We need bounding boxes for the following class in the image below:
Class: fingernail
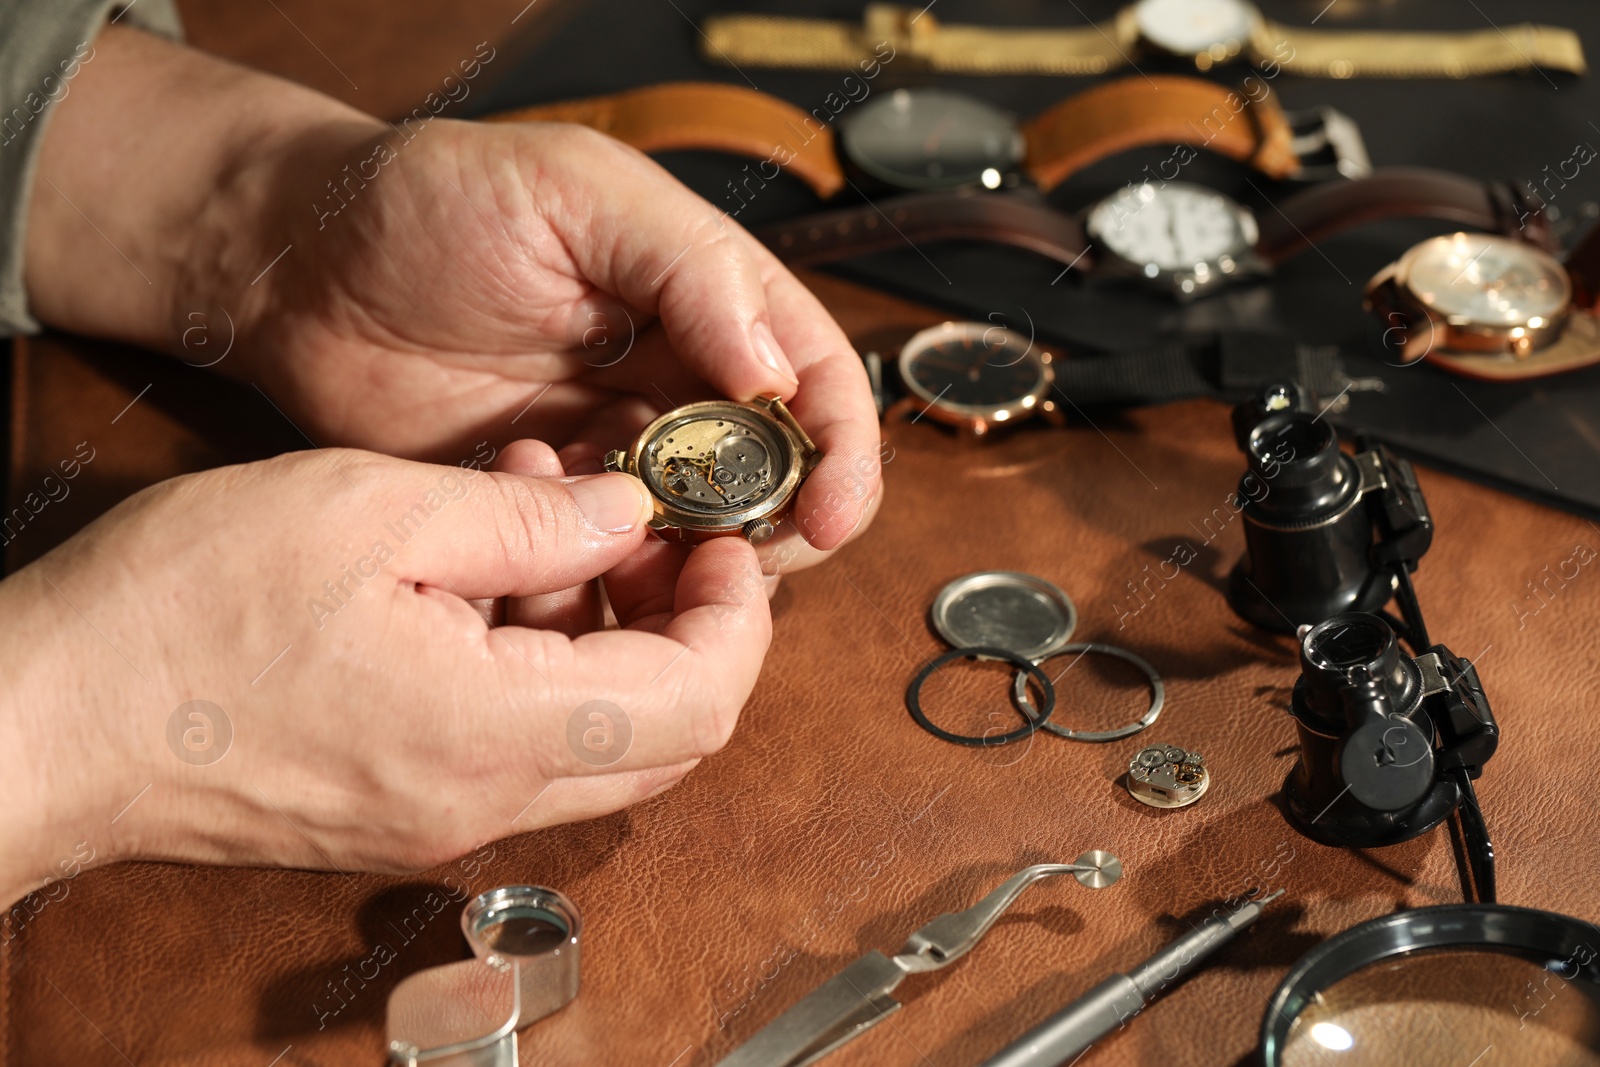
[566,473,651,533]
[752,320,799,388]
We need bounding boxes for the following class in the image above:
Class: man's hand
[0,447,771,907]
[24,26,881,569]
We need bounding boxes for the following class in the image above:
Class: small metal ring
[1012,642,1165,743]
[907,646,1055,748]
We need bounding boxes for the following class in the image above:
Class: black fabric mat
[470,0,1600,519]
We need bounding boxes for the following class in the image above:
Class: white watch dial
[1403,233,1570,326]
[1135,0,1257,56]
[1087,181,1253,273]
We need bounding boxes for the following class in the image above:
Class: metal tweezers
[715,863,1097,1067]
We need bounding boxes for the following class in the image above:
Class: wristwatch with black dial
[887,321,1059,438]
[603,396,820,544]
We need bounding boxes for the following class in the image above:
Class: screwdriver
[977,889,1284,1067]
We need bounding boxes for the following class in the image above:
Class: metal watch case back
[606,398,815,544]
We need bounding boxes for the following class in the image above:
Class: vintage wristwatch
[702,2,1585,79]
[1085,180,1267,300]
[760,167,1556,302]
[603,396,819,544]
[484,74,1366,200]
[887,321,1060,438]
[1366,232,1600,380]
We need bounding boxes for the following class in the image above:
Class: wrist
[24,25,380,354]
[0,567,128,909]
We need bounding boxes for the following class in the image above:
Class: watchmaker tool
[978,889,1283,1067]
[716,854,1122,1067]
[386,886,581,1067]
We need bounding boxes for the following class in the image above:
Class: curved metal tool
[716,855,1121,1067]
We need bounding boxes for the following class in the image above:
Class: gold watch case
[1365,232,1600,381]
[604,396,820,545]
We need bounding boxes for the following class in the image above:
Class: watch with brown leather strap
[701,1,1585,80]
[757,168,1556,302]
[482,75,1367,201]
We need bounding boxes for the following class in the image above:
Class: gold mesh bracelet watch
[701,2,1585,79]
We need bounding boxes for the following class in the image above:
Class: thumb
[376,464,655,600]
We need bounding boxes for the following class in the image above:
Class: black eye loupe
[1226,385,1432,634]
[1285,613,1498,873]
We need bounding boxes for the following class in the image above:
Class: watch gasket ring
[907,646,1055,748]
[929,570,1078,664]
[1012,642,1165,743]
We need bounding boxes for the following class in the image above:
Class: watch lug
[603,449,628,473]
[1283,106,1373,182]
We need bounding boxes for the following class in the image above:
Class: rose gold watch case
[604,396,818,544]
[895,321,1058,440]
[1365,232,1600,381]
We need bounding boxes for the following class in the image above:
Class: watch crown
[602,450,627,474]
[742,518,776,545]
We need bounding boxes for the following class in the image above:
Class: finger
[511,759,700,833]
[494,438,565,478]
[374,459,654,599]
[532,127,799,400]
[737,235,884,551]
[761,482,883,577]
[489,441,607,637]
[492,537,771,773]
[600,537,693,633]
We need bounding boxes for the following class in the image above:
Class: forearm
[23,25,381,352]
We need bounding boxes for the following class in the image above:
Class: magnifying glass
[1262,905,1600,1067]
[387,886,582,1067]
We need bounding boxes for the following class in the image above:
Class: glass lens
[842,89,1021,190]
[475,904,569,956]
[1405,233,1569,326]
[1281,948,1600,1066]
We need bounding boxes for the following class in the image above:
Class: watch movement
[604,396,819,544]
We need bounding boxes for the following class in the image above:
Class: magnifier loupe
[1263,905,1600,1067]
[387,886,582,1067]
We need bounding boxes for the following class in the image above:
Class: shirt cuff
[0,0,184,336]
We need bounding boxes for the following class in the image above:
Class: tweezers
[715,862,1097,1067]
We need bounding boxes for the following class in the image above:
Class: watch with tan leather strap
[701,1,1586,79]
[483,82,849,199]
[483,75,1367,201]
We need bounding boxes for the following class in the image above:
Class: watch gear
[605,396,818,544]
[650,423,774,509]
[1127,743,1210,808]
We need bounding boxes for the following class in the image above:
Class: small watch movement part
[1127,743,1209,808]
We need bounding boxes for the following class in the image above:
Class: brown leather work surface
[7,266,1600,1067]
